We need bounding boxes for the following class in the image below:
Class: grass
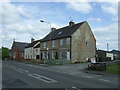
[106,64,120,75]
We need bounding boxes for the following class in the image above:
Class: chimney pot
[31,38,34,43]
[51,27,56,31]
[69,21,75,26]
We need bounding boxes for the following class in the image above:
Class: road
[2,60,119,89]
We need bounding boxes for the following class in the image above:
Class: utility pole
[40,20,52,64]
[107,43,109,51]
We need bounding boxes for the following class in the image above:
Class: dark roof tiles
[34,43,40,48]
[41,21,85,42]
[25,40,40,48]
[13,42,29,52]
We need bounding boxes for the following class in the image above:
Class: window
[43,42,46,48]
[67,38,70,44]
[36,49,38,52]
[58,31,62,35]
[52,40,56,47]
[59,52,63,58]
[60,39,63,45]
[52,51,54,59]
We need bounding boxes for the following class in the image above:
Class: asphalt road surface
[2,60,119,89]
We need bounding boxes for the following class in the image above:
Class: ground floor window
[52,51,58,59]
[59,52,63,59]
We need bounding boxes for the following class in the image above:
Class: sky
[0,0,119,51]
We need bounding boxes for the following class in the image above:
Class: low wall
[45,59,70,65]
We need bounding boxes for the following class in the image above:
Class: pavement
[2,60,119,88]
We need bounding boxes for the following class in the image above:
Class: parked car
[88,62,106,71]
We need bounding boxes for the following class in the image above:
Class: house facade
[96,50,114,62]
[40,21,96,63]
[24,39,40,59]
[111,50,120,60]
[11,41,29,60]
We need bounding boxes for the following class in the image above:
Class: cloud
[66,2,92,14]
[1,2,64,48]
[101,2,118,16]
[93,23,118,50]
[88,17,102,22]
[1,2,32,25]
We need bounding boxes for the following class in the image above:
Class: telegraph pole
[107,43,109,51]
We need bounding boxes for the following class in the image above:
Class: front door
[40,53,43,60]
[67,51,70,60]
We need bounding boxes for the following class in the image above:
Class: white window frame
[60,39,63,45]
[67,38,70,44]
[52,40,56,47]
[43,42,46,48]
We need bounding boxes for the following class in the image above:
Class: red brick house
[11,41,29,60]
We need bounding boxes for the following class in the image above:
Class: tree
[2,47,10,60]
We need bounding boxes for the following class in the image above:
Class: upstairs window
[60,39,63,45]
[36,49,38,52]
[67,38,70,44]
[52,40,56,47]
[43,42,46,48]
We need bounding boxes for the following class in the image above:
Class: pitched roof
[34,43,40,48]
[41,21,85,42]
[97,50,112,53]
[25,40,40,48]
[13,41,29,52]
[111,50,120,54]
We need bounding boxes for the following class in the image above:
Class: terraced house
[24,38,40,60]
[40,21,96,63]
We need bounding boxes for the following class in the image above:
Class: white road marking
[72,86,81,90]
[100,79,111,83]
[82,76,92,78]
[16,69,25,73]
[9,65,29,73]
[28,73,57,83]
[18,68,29,73]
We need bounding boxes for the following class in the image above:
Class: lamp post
[40,20,52,62]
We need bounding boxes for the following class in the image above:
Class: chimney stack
[31,38,34,43]
[51,27,56,31]
[69,21,75,26]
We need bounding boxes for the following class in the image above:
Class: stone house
[40,21,96,63]
[11,41,29,60]
[24,38,40,59]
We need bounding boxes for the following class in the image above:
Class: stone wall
[71,22,96,63]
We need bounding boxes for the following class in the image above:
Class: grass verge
[106,64,120,75]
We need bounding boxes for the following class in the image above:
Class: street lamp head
[40,20,44,22]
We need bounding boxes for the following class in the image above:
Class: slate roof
[111,50,120,55]
[13,41,29,52]
[41,21,85,42]
[25,40,40,48]
[34,43,40,48]
[97,50,112,53]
